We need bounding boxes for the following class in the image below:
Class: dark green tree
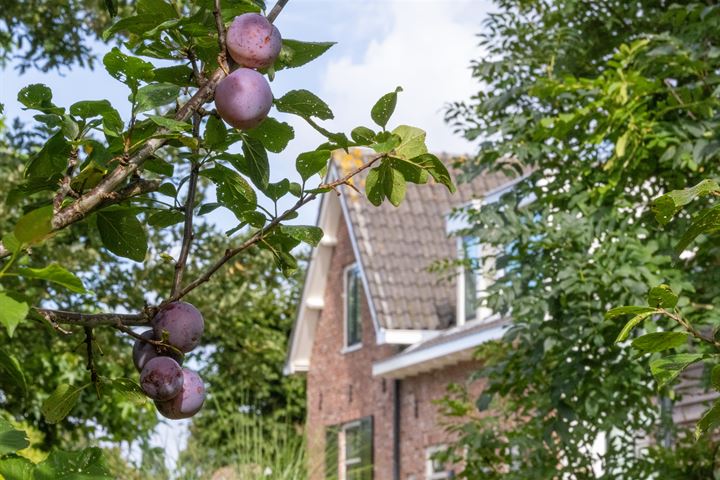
[443,1,720,477]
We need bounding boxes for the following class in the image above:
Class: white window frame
[340,421,362,480]
[342,263,362,353]
[452,178,536,326]
[425,445,451,480]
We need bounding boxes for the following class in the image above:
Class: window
[426,445,451,480]
[344,264,363,349]
[325,417,373,480]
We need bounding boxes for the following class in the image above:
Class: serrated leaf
[242,137,270,189]
[675,204,720,254]
[201,166,257,220]
[647,284,678,309]
[410,153,455,193]
[365,167,384,206]
[135,83,180,113]
[283,225,323,247]
[264,179,290,202]
[296,150,330,181]
[614,311,656,343]
[351,126,375,145]
[384,166,407,207]
[17,84,58,113]
[392,125,427,160]
[147,210,185,228]
[696,400,720,439]
[17,264,88,294]
[25,132,71,179]
[274,39,335,71]
[371,86,402,129]
[152,65,195,87]
[605,305,657,320]
[652,179,720,225]
[103,48,154,92]
[96,210,148,262]
[631,332,688,353]
[0,418,29,455]
[274,90,333,120]
[41,384,86,424]
[0,350,28,398]
[34,447,112,479]
[649,354,705,388]
[109,378,147,405]
[146,115,191,132]
[14,205,53,245]
[370,132,401,154]
[246,117,294,153]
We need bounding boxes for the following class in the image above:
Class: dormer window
[344,264,363,349]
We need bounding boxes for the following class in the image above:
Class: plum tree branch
[0,0,294,259]
[35,308,152,327]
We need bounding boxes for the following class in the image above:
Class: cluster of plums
[215,13,282,129]
[133,302,206,419]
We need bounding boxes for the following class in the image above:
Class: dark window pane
[346,265,363,346]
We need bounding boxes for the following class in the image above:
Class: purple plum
[155,369,206,420]
[132,329,159,372]
[226,13,282,70]
[139,357,184,401]
[152,302,204,353]
[214,68,272,130]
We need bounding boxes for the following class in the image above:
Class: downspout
[393,379,402,480]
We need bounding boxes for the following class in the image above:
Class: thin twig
[172,115,202,296]
[113,322,185,360]
[35,308,152,327]
[664,79,698,121]
[267,0,290,23]
[662,308,720,349]
[214,0,230,74]
[54,148,79,215]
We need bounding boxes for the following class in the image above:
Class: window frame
[342,420,363,477]
[342,263,363,352]
[425,445,451,480]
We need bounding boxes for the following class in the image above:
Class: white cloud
[319,0,491,156]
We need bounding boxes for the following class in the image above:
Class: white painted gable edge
[284,164,438,375]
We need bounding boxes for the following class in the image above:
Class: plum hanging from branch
[152,302,205,353]
[155,369,206,420]
[215,68,273,130]
[226,13,282,70]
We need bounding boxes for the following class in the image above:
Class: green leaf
[103,48,154,92]
[146,115,191,132]
[34,447,112,479]
[0,455,34,480]
[241,137,270,189]
[283,225,324,247]
[0,418,29,455]
[370,132,401,154]
[696,399,720,439]
[17,84,58,113]
[246,117,294,153]
[0,292,29,337]
[351,126,375,145]
[649,353,705,388]
[96,210,148,262]
[201,166,257,220]
[274,90,333,120]
[652,179,720,225]
[152,65,195,87]
[274,39,335,71]
[631,332,688,353]
[204,115,227,149]
[605,305,657,320]
[14,205,53,245]
[69,99,114,118]
[365,167,384,206]
[147,210,185,228]
[614,311,656,343]
[0,350,28,398]
[712,364,720,391]
[108,378,147,405]
[384,166,407,207]
[675,204,720,254]
[647,284,678,309]
[135,83,181,113]
[25,132,71,179]
[17,264,88,294]
[371,86,402,129]
[389,157,427,184]
[2,233,21,253]
[392,125,428,160]
[41,383,87,424]
[264,179,290,201]
[410,153,455,193]
[143,156,173,176]
[296,150,331,181]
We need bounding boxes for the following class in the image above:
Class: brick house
[285,151,511,480]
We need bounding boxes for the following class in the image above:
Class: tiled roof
[334,150,511,330]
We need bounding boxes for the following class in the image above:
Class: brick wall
[306,216,486,480]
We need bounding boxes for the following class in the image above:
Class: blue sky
[1,0,492,470]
